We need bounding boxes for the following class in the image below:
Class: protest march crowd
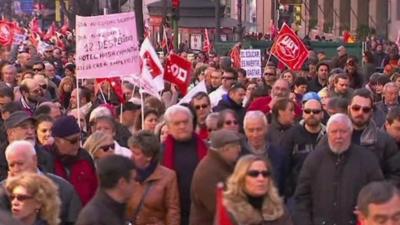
[0,9,400,225]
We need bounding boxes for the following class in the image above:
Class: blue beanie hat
[302,92,321,103]
[52,116,80,138]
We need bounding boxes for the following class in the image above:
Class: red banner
[271,23,308,71]
[0,21,15,47]
[230,43,241,69]
[164,54,192,95]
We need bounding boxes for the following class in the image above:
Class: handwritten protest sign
[240,49,262,78]
[76,12,140,79]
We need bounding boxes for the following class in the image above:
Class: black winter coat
[294,144,384,225]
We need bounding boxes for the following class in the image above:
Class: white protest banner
[75,12,140,79]
[240,49,262,78]
[178,80,207,104]
[13,34,26,45]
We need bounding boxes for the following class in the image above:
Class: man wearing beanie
[52,115,98,205]
[189,129,242,225]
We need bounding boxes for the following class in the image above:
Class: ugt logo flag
[271,23,308,71]
[164,54,192,95]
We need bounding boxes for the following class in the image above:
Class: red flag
[96,77,125,103]
[230,43,241,69]
[44,22,56,41]
[203,28,212,53]
[395,30,400,52]
[0,21,16,47]
[270,20,278,39]
[164,54,192,95]
[29,17,43,36]
[271,23,308,71]
[60,19,70,35]
[215,183,233,225]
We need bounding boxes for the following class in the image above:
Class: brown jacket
[224,194,293,225]
[127,165,180,225]
[189,150,235,225]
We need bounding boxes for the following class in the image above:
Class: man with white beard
[0,111,54,180]
[294,113,383,225]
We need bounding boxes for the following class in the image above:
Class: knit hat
[52,116,80,138]
[210,129,241,149]
[302,92,321,103]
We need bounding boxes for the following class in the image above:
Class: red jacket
[247,96,302,118]
[54,148,98,205]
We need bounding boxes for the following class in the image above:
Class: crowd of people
[0,18,399,225]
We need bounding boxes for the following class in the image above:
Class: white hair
[164,105,193,123]
[383,82,399,93]
[89,106,112,122]
[243,110,268,128]
[5,140,36,161]
[326,113,353,131]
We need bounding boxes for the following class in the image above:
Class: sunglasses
[32,68,43,72]
[351,105,372,113]
[304,109,322,114]
[224,120,238,126]
[64,137,79,144]
[247,170,271,178]
[194,104,209,110]
[264,72,275,76]
[99,143,115,152]
[10,194,33,201]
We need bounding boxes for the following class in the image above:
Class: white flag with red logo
[0,21,16,46]
[164,54,192,95]
[140,38,164,91]
[271,23,308,71]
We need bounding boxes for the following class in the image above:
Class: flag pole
[75,78,82,147]
[140,80,145,129]
[98,82,108,104]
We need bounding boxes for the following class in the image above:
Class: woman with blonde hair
[83,131,116,161]
[223,155,292,225]
[6,173,61,225]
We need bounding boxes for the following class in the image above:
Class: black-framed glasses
[247,170,271,178]
[264,72,275,76]
[351,105,372,113]
[304,109,322,114]
[99,143,115,152]
[224,120,238,125]
[194,104,209,110]
[10,194,33,201]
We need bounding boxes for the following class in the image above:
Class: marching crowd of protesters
[0,17,399,225]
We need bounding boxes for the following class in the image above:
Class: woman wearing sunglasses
[6,173,61,225]
[83,131,116,161]
[223,155,292,225]
[126,130,180,225]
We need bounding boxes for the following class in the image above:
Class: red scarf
[162,133,208,170]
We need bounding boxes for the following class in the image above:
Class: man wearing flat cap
[189,129,242,225]
[0,111,53,180]
[51,115,98,206]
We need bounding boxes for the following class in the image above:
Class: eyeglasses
[223,76,235,80]
[247,170,271,178]
[64,137,79,144]
[351,105,372,113]
[194,104,209,110]
[10,194,33,201]
[40,84,48,89]
[304,109,322,114]
[224,120,238,126]
[99,143,115,152]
